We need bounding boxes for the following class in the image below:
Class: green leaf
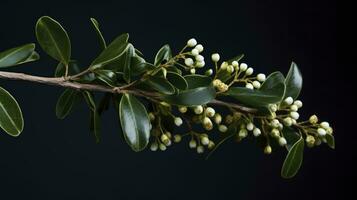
[82,91,101,143]
[225,72,286,107]
[284,62,302,100]
[36,16,71,65]
[123,44,135,83]
[0,87,24,137]
[163,84,216,106]
[55,89,79,119]
[281,137,304,179]
[90,18,107,50]
[54,60,81,77]
[94,70,117,87]
[184,74,212,89]
[167,72,188,90]
[143,76,175,95]
[131,55,148,76]
[154,44,172,66]
[0,43,38,68]
[325,134,335,149]
[282,127,301,150]
[119,94,151,152]
[226,54,244,64]
[90,33,129,69]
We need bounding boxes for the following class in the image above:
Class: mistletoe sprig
[0,16,334,178]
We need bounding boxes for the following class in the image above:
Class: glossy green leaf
[82,91,100,143]
[119,94,151,152]
[143,76,175,95]
[91,33,129,69]
[282,127,301,150]
[36,16,71,65]
[154,44,172,66]
[131,55,148,77]
[123,44,135,83]
[284,62,302,100]
[54,60,81,77]
[163,84,216,106]
[184,74,212,89]
[90,18,107,50]
[225,72,286,107]
[94,70,117,87]
[281,137,304,178]
[55,89,79,119]
[325,134,335,149]
[167,72,188,90]
[0,43,38,68]
[0,87,24,137]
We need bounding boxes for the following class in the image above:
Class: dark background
[0,0,341,199]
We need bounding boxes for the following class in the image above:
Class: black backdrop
[0,0,341,199]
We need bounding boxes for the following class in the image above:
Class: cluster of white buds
[189,133,215,154]
[317,121,333,136]
[213,79,229,92]
[184,38,205,73]
[150,131,174,152]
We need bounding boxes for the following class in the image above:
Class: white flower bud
[290,111,300,120]
[150,143,158,151]
[232,61,239,67]
[213,79,221,87]
[159,143,167,151]
[309,115,318,124]
[189,139,197,148]
[240,63,248,71]
[227,65,234,73]
[161,134,170,144]
[306,135,315,147]
[278,137,287,146]
[238,129,248,138]
[174,117,183,126]
[252,81,261,89]
[214,113,222,124]
[187,38,197,47]
[197,145,205,154]
[271,119,280,128]
[245,83,254,89]
[293,100,303,108]
[264,145,272,154]
[195,44,204,52]
[257,73,266,82]
[148,112,155,121]
[271,128,280,138]
[194,105,203,114]
[184,58,194,66]
[284,97,294,105]
[220,62,228,70]
[201,136,210,146]
[320,122,330,129]
[205,69,213,76]
[283,117,293,126]
[246,122,254,131]
[245,67,254,75]
[205,107,216,117]
[190,68,196,74]
[195,55,204,62]
[326,127,333,135]
[253,128,261,137]
[211,53,220,62]
[191,48,199,56]
[218,125,228,132]
[208,141,215,149]
[317,128,327,136]
[178,106,187,113]
[203,117,213,130]
[196,61,205,68]
[173,134,182,143]
[290,105,298,112]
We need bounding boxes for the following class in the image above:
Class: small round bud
[256,73,266,82]
[195,55,204,62]
[290,105,298,112]
[220,62,228,70]
[317,128,327,136]
[195,44,204,52]
[197,145,205,154]
[290,111,300,120]
[187,38,197,47]
[196,61,205,68]
[227,65,234,73]
[189,139,197,148]
[232,61,239,67]
[148,112,155,121]
[264,145,272,154]
[178,106,187,113]
[283,117,293,126]
[201,136,210,146]
[278,137,287,146]
[245,67,254,75]
[203,117,213,130]
[238,129,248,138]
[269,104,278,112]
[211,53,220,62]
[208,141,215,149]
[246,122,254,131]
[225,115,233,124]
[174,117,183,126]
[271,119,280,128]
[245,83,254,90]
[214,113,222,124]
[326,127,333,135]
[252,81,261,89]
[268,112,277,120]
[293,100,303,108]
[194,105,203,114]
[190,68,196,74]
[191,48,199,56]
[161,134,170,144]
[173,135,182,143]
[240,63,248,71]
[253,128,261,137]
[306,135,315,147]
[150,142,158,151]
[205,107,216,117]
[159,143,167,151]
[165,131,172,139]
[205,69,213,76]
[184,58,194,66]
[271,128,280,138]
[218,125,228,133]
[284,97,294,105]
[320,122,330,129]
[217,82,229,92]
[309,115,318,124]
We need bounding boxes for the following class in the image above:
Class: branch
[209,99,257,113]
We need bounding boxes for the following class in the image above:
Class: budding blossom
[245,67,254,75]
[240,63,248,71]
[284,97,294,105]
[211,53,220,62]
[174,117,183,126]
[205,107,216,117]
[195,44,204,52]
[187,38,197,47]
[256,73,266,82]
[194,105,203,114]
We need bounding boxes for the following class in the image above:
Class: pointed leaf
[281,137,304,178]
[82,91,101,143]
[119,94,151,152]
[284,62,303,100]
[17,51,40,65]
[226,54,244,64]
[167,72,188,90]
[94,70,117,87]
[55,89,79,119]
[0,43,37,68]
[0,87,24,137]
[36,16,71,65]
[123,44,135,82]
[282,127,301,150]
[143,76,175,95]
[184,74,212,89]
[325,134,335,149]
[154,44,172,66]
[90,18,107,50]
[163,84,216,106]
